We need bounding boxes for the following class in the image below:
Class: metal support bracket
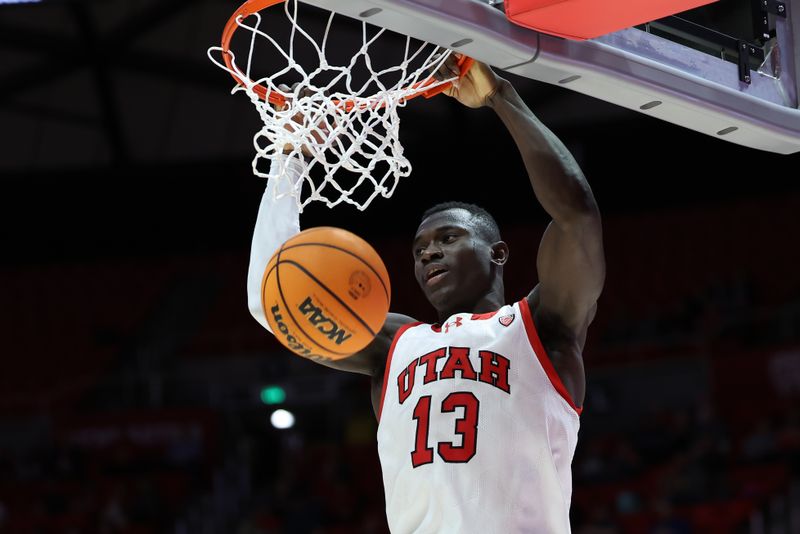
[478,0,505,10]
[738,39,752,83]
[755,0,787,41]
[763,0,787,17]
[647,16,765,83]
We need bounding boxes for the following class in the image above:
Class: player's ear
[490,241,509,266]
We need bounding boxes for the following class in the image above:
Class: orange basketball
[262,227,391,361]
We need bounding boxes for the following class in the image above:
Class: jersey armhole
[377,322,422,421]
[518,298,583,416]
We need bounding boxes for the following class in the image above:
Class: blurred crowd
[2,194,800,533]
[1,392,798,533]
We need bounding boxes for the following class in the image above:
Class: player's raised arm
[245,126,415,385]
[442,57,604,336]
[441,56,604,406]
[490,79,604,335]
[246,154,303,332]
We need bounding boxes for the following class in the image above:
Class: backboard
[301,0,800,154]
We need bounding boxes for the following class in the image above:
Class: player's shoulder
[347,312,420,376]
[315,312,418,377]
[381,312,421,342]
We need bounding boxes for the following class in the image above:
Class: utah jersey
[376,298,582,534]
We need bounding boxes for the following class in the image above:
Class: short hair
[420,201,501,243]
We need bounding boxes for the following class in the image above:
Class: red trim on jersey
[518,298,583,415]
[378,321,422,421]
[471,310,499,320]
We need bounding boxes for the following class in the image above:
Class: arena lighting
[260,385,286,405]
[270,409,295,430]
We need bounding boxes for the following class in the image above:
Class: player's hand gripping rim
[435,53,503,109]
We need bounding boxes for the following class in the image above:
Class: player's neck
[436,284,506,322]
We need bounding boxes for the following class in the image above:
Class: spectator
[649,498,692,534]
[741,418,777,461]
[577,504,620,534]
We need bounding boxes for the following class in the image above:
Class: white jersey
[376,298,581,534]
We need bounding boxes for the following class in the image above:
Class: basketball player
[247,56,605,533]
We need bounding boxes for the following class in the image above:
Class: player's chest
[390,309,521,400]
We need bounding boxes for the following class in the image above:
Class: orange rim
[220,0,474,109]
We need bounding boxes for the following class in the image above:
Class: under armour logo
[444,317,463,333]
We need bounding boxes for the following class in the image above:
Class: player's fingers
[433,64,457,83]
[312,127,327,145]
[271,84,290,111]
[444,54,461,77]
[433,54,459,81]
[433,63,448,82]
[324,115,338,135]
[286,82,314,98]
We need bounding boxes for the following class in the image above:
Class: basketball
[262,227,391,361]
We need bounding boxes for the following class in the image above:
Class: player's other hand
[436,53,503,109]
[274,83,331,158]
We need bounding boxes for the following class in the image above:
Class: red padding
[505,0,718,41]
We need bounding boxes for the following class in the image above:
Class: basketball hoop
[208,0,472,211]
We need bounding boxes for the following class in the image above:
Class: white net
[208,0,458,211]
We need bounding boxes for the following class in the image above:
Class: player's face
[413,208,495,313]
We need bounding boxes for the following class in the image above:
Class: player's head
[413,202,508,317]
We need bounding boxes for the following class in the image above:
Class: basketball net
[208,0,470,212]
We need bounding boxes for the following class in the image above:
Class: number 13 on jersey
[411,392,480,467]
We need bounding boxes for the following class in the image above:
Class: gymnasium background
[1,0,800,532]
